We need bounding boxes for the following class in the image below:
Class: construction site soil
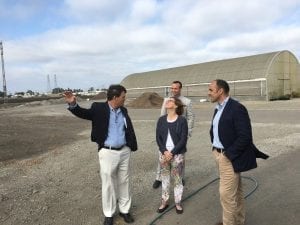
[0,96,299,225]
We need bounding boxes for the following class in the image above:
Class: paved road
[149,149,300,225]
[130,99,300,225]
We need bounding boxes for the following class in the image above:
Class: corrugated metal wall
[121,50,299,101]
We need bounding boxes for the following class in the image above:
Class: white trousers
[98,146,132,217]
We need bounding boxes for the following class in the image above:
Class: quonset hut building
[121,50,300,101]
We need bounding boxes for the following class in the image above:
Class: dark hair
[215,79,230,94]
[107,84,127,101]
[170,97,184,115]
[172,80,182,89]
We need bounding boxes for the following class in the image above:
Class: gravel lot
[0,98,299,225]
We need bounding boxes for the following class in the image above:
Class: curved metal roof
[121,50,299,89]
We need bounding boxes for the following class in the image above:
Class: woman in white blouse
[155,97,188,214]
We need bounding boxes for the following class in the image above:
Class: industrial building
[121,50,300,101]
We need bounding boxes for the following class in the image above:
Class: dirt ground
[0,98,300,225]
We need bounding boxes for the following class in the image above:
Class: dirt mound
[91,92,107,100]
[20,97,85,107]
[127,92,163,108]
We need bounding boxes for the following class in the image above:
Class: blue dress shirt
[212,97,229,149]
[104,106,126,148]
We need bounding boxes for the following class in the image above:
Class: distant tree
[52,87,65,94]
[26,90,34,95]
[88,87,94,92]
[15,92,25,96]
[72,88,83,93]
[0,91,4,97]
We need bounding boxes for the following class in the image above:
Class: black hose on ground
[149,176,258,225]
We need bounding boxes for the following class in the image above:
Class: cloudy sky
[1,0,300,93]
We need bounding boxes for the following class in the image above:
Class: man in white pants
[65,85,138,225]
[153,80,194,189]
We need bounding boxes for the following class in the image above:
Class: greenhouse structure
[121,50,300,101]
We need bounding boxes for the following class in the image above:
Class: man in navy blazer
[65,85,137,225]
[208,79,268,225]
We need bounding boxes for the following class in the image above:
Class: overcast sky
[1,0,300,93]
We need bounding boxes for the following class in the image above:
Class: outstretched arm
[64,91,92,121]
[63,91,77,106]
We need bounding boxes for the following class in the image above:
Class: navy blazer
[210,98,268,172]
[69,102,138,152]
[156,115,188,155]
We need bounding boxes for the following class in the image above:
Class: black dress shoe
[119,213,134,223]
[103,217,113,225]
[152,180,161,189]
[175,205,183,214]
[157,204,169,213]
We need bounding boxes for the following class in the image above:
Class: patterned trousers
[159,152,184,204]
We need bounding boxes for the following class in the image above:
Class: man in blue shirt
[208,79,268,225]
[65,85,137,225]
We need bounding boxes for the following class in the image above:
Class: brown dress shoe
[215,222,223,225]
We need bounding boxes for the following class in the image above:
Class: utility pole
[47,74,51,94]
[54,74,57,88]
[0,41,7,102]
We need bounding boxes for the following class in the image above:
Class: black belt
[213,147,224,153]
[103,145,125,150]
